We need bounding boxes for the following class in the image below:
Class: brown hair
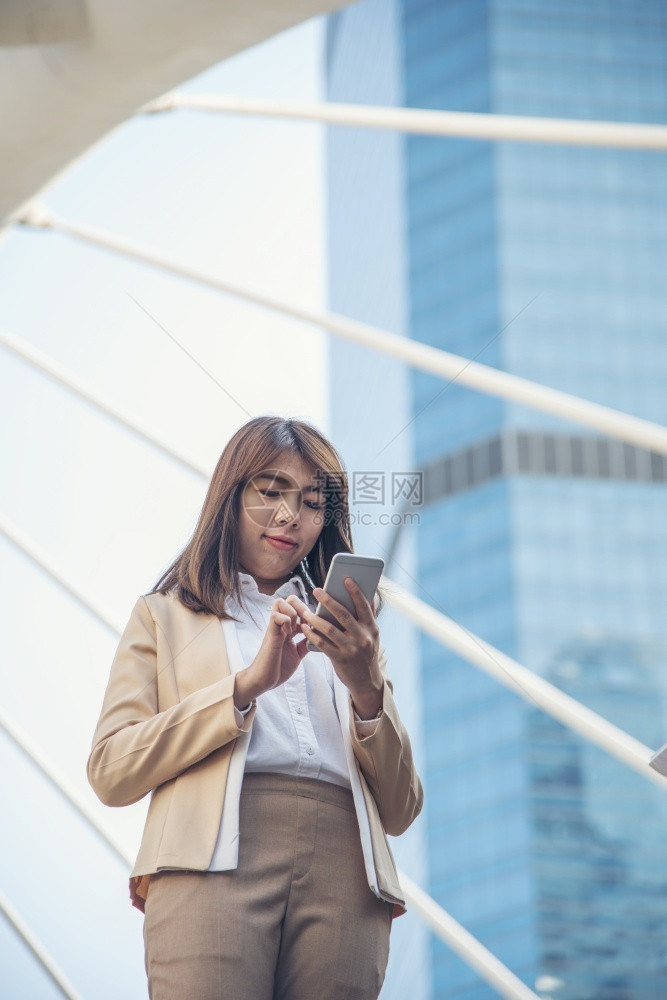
[148,415,386,621]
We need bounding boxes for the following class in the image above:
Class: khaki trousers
[142,772,394,1000]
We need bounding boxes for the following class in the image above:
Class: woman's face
[238,450,326,594]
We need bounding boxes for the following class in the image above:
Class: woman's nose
[275,505,299,527]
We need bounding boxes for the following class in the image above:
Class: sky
[0,15,333,997]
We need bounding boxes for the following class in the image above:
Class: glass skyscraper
[325,2,667,997]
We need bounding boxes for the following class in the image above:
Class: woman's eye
[258,489,320,511]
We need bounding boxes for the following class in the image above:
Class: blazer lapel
[162,594,232,699]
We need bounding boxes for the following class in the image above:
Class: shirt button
[306,746,314,756]
[296,705,303,715]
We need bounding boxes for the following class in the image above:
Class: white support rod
[0,327,208,480]
[0,511,120,635]
[0,528,655,1000]
[398,873,539,1000]
[0,705,132,867]
[5,464,664,793]
[382,580,667,788]
[0,701,533,1000]
[2,303,664,791]
[4,390,664,782]
[0,889,86,1000]
[141,93,667,151]
[4,494,664,795]
[0,515,135,863]
[0,545,538,1000]
[16,205,667,457]
[0,533,539,1000]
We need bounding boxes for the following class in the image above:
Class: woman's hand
[233,598,309,709]
[285,579,384,719]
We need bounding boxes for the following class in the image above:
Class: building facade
[326,1,667,997]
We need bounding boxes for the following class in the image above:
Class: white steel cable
[0,516,539,999]
[0,511,120,635]
[5,94,667,1000]
[0,512,134,863]
[0,704,132,867]
[381,580,667,788]
[0,889,86,1000]
[141,93,667,151]
[0,328,208,480]
[2,336,663,786]
[1,516,659,999]
[2,320,664,786]
[398,872,539,1000]
[16,204,667,458]
[3,461,662,790]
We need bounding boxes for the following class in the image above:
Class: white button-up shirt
[208,570,380,874]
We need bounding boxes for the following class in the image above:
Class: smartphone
[305,553,385,652]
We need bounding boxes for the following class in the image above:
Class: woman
[87,415,423,1000]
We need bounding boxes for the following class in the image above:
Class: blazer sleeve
[347,642,424,837]
[86,595,255,808]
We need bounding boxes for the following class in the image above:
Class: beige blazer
[86,589,424,920]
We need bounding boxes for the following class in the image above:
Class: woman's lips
[263,535,298,551]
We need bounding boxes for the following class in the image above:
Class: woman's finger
[274,598,298,622]
[284,594,309,617]
[295,635,310,659]
[310,587,355,630]
[341,578,377,628]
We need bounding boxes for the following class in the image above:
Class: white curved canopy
[0,0,350,224]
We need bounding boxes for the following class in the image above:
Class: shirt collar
[238,570,310,603]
